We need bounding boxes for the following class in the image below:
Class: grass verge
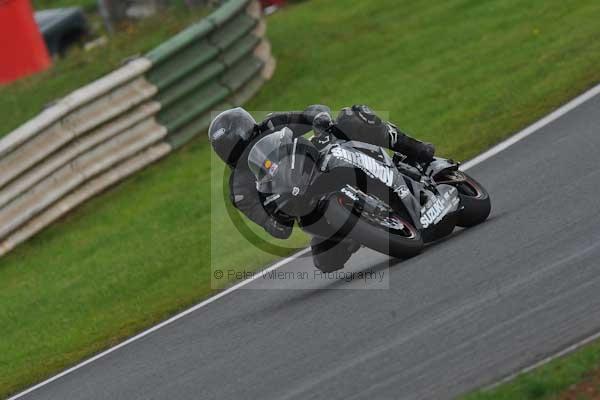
[1,0,600,397]
[462,339,600,400]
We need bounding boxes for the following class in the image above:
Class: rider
[208,104,435,271]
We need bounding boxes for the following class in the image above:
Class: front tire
[455,174,491,227]
[324,195,424,259]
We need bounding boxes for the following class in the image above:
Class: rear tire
[324,196,424,259]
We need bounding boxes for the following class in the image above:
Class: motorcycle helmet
[247,128,320,217]
[208,107,257,167]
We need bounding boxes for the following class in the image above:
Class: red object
[0,0,51,84]
[261,0,286,7]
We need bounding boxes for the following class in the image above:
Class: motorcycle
[248,127,491,259]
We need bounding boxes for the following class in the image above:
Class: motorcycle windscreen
[247,128,316,198]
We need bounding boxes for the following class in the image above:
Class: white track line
[8,82,600,400]
[486,330,600,390]
[461,82,600,170]
[7,248,311,400]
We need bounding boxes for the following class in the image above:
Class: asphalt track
[12,88,600,400]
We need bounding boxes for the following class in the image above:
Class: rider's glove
[264,217,293,239]
[312,111,334,136]
[311,111,336,149]
[304,105,331,122]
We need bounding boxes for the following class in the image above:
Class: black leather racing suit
[229,106,327,239]
[229,105,434,270]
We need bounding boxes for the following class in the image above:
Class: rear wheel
[436,171,491,227]
[324,194,424,259]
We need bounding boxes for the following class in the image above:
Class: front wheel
[323,194,424,259]
[437,171,491,227]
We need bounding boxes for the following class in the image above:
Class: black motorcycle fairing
[322,142,426,226]
[250,133,464,245]
[426,157,460,179]
[418,184,460,229]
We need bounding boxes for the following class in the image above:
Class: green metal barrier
[0,0,275,256]
[145,0,269,149]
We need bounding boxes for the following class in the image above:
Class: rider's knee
[310,237,359,272]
